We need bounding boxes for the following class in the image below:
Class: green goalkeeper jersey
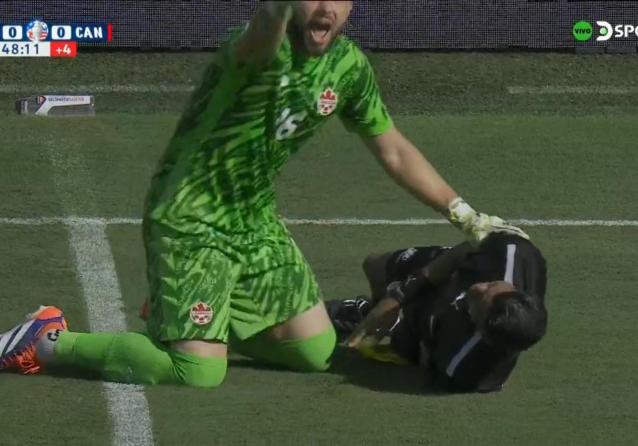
[145,29,393,237]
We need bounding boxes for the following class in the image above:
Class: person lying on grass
[327,232,548,393]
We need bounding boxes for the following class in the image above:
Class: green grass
[4,51,638,115]
[0,226,111,446]
[0,51,637,445]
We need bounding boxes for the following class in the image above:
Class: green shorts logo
[573,21,593,41]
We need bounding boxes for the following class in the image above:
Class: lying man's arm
[346,242,474,348]
[391,242,474,299]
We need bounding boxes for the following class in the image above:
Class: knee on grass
[61,331,228,387]
[230,326,337,373]
[170,350,228,388]
[171,331,339,382]
[275,326,337,373]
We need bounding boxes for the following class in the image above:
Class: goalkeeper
[1,1,527,387]
[328,233,547,392]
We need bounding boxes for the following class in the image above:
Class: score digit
[51,25,72,40]
[2,25,23,41]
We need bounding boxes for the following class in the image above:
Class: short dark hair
[484,291,547,351]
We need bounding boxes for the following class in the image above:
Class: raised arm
[235,2,293,68]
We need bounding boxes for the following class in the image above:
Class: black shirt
[387,234,547,392]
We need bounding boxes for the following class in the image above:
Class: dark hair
[484,291,547,351]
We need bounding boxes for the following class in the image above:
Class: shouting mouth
[308,20,332,45]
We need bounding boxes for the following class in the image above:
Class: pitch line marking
[46,142,154,446]
[0,216,637,227]
[68,223,155,446]
[507,86,638,95]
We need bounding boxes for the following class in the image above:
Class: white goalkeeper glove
[447,197,529,245]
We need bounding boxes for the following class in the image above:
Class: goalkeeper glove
[447,197,529,245]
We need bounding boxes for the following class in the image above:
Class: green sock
[54,331,227,387]
[230,326,336,372]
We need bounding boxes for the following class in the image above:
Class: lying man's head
[467,281,547,351]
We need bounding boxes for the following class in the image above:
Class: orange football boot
[0,306,67,374]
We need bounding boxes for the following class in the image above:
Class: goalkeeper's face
[290,1,353,57]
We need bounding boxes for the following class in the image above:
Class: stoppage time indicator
[0,41,77,57]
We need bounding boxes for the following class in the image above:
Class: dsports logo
[573,20,638,42]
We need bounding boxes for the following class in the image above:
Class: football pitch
[1,51,637,445]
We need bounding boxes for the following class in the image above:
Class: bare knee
[172,339,228,358]
[268,303,332,341]
[265,305,337,372]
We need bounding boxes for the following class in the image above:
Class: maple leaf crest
[320,89,337,101]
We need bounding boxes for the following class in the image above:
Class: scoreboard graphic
[0,19,113,57]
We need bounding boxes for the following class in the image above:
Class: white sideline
[69,223,154,446]
[507,86,638,95]
[0,84,195,94]
[0,216,637,227]
[46,143,154,446]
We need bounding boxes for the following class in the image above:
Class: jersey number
[275,108,307,141]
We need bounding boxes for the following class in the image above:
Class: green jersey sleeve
[218,25,256,78]
[339,47,394,137]
[219,25,290,80]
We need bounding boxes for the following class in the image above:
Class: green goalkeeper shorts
[144,220,322,343]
